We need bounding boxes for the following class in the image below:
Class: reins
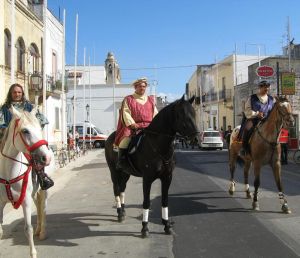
[0,118,49,209]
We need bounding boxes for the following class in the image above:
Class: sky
[48,0,300,101]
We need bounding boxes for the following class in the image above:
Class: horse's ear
[189,96,195,104]
[180,94,186,101]
[9,105,21,118]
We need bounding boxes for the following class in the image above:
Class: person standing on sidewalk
[0,83,54,190]
[279,128,289,165]
[114,77,158,173]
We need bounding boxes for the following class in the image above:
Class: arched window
[28,43,40,73]
[4,29,11,67]
[16,37,25,72]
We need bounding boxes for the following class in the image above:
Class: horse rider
[114,77,158,173]
[240,80,275,155]
[0,83,54,190]
[279,128,289,165]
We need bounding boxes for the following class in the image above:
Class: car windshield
[203,132,220,137]
[94,127,103,134]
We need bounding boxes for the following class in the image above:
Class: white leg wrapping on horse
[120,192,125,204]
[245,184,249,191]
[115,196,121,208]
[279,192,285,204]
[162,207,168,221]
[142,209,149,222]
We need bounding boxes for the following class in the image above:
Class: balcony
[219,89,232,101]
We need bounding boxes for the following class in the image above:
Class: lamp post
[85,103,91,148]
[86,104,90,122]
[31,71,42,106]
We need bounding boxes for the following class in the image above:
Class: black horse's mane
[147,99,181,132]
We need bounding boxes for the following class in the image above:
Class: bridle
[0,118,48,209]
[256,101,292,148]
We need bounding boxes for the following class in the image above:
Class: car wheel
[94,141,101,148]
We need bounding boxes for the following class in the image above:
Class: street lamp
[31,71,42,106]
[86,104,90,122]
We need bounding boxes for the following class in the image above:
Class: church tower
[105,52,121,84]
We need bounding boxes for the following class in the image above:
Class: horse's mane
[0,110,40,150]
[147,99,179,130]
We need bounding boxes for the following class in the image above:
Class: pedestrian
[114,77,158,173]
[279,128,289,165]
[240,80,275,155]
[224,125,233,147]
[0,83,54,190]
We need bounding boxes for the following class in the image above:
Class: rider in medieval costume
[0,83,54,190]
[114,77,158,173]
[240,80,275,155]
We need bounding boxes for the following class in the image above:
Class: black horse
[105,95,198,238]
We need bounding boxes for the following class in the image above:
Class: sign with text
[256,66,274,77]
[281,72,295,95]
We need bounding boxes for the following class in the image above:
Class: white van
[69,122,108,148]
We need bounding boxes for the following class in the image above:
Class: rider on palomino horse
[114,77,158,173]
[0,83,54,190]
[239,80,275,155]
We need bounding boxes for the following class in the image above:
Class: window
[4,29,11,67]
[75,126,83,135]
[16,37,25,72]
[52,51,57,81]
[55,107,60,130]
[28,43,40,73]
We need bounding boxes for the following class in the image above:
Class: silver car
[200,130,224,150]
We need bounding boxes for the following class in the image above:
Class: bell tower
[105,52,121,84]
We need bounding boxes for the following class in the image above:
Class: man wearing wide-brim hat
[240,80,275,155]
[114,77,158,173]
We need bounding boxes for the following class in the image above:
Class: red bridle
[0,118,49,209]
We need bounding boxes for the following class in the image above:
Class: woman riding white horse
[0,106,52,258]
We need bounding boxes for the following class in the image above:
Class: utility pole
[73,14,78,141]
[10,0,15,85]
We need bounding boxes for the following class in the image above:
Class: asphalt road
[1,148,300,258]
[171,149,300,258]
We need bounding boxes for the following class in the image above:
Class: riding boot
[241,128,252,155]
[116,148,132,174]
[35,169,54,190]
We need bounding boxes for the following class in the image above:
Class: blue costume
[0,101,48,129]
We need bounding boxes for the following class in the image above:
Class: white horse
[0,106,53,258]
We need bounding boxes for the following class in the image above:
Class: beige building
[0,0,44,103]
[187,55,262,132]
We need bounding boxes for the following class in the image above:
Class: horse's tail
[104,131,117,167]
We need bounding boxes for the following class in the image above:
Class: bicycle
[57,147,69,168]
[293,149,300,164]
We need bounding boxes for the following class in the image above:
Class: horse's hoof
[246,190,252,199]
[164,226,174,235]
[282,204,292,214]
[228,189,234,195]
[118,215,125,222]
[141,229,149,238]
[252,202,260,211]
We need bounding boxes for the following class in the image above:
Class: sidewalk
[1,149,173,258]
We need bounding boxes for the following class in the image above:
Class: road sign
[281,72,295,95]
[256,66,274,77]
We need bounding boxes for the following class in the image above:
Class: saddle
[128,130,145,155]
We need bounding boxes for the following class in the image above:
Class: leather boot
[36,169,54,190]
[116,148,132,174]
[241,128,252,155]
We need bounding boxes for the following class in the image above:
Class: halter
[255,101,292,164]
[0,118,49,209]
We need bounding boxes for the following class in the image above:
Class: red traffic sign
[256,66,274,77]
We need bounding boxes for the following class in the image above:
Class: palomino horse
[0,106,52,258]
[228,96,294,213]
[105,95,198,238]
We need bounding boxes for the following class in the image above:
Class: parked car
[199,129,223,150]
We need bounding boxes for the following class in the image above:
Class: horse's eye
[21,129,30,134]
